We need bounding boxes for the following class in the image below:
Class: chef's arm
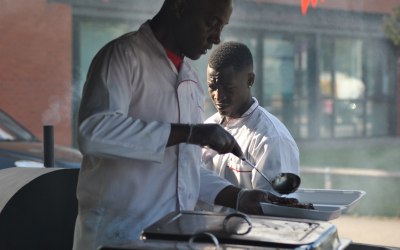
[167,123,240,155]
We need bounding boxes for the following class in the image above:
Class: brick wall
[0,0,73,146]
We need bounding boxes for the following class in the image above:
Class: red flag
[311,0,318,8]
[301,0,310,15]
[302,0,325,15]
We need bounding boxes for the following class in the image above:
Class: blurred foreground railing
[302,166,400,189]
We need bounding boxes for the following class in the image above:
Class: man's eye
[208,85,217,91]
[207,18,219,28]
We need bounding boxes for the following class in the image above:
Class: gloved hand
[188,124,240,155]
[236,189,298,215]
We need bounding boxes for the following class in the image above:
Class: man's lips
[201,45,213,54]
[215,103,230,110]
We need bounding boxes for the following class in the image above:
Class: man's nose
[214,88,226,101]
[209,28,222,44]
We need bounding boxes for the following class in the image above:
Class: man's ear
[248,72,255,88]
[173,0,187,19]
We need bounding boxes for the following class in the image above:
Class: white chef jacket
[202,98,300,194]
[73,21,231,250]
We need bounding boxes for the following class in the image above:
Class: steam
[41,85,80,125]
[42,96,68,125]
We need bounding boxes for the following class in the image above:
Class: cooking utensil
[231,143,300,195]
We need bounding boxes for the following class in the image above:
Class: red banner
[302,0,325,15]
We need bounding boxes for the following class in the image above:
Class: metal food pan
[141,211,341,249]
[287,189,366,213]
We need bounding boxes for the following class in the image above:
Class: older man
[73,1,296,249]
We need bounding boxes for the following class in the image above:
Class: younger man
[203,41,300,194]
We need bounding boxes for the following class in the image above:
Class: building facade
[71,0,400,141]
[1,0,399,145]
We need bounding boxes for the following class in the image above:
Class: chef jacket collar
[219,97,259,128]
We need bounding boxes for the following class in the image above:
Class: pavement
[332,215,400,248]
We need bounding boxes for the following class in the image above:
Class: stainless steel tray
[260,188,366,221]
[141,211,341,249]
[260,203,342,221]
[100,238,352,250]
[100,239,281,250]
[287,188,366,213]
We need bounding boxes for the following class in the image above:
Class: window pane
[292,98,309,139]
[334,100,364,137]
[366,101,390,136]
[77,21,136,93]
[319,38,334,138]
[262,37,295,123]
[319,38,367,138]
[334,38,365,100]
[263,37,295,100]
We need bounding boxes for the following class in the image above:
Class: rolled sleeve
[199,164,232,205]
[78,114,170,162]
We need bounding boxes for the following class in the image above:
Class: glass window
[319,37,372,138]
[366,101,390,136]
[262,37,295,124]
[334,100,364,138]
[76,20,137,94]
[263,37,295,101]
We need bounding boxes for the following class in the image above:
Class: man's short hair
[208,41,253,71]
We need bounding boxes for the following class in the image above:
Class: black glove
[188,124,238,154]
[237,189,299,215]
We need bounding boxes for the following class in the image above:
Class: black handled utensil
[231,142,300,195]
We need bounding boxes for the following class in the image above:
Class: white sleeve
[198,163,232,205]
[77,40,170,162]
[252,136,300,190]
[78,114,170,162]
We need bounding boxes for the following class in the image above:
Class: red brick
[0,0,73,146]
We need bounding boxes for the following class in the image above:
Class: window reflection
[318,37,394,138]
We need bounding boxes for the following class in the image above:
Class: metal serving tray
[260,203,342,221]
[100,239,281,250]
[140,210,342,249]
[100,238,351,250]
[261,188,365,221]
[287,188,366,213]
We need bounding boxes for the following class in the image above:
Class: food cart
[99,189,398,250]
